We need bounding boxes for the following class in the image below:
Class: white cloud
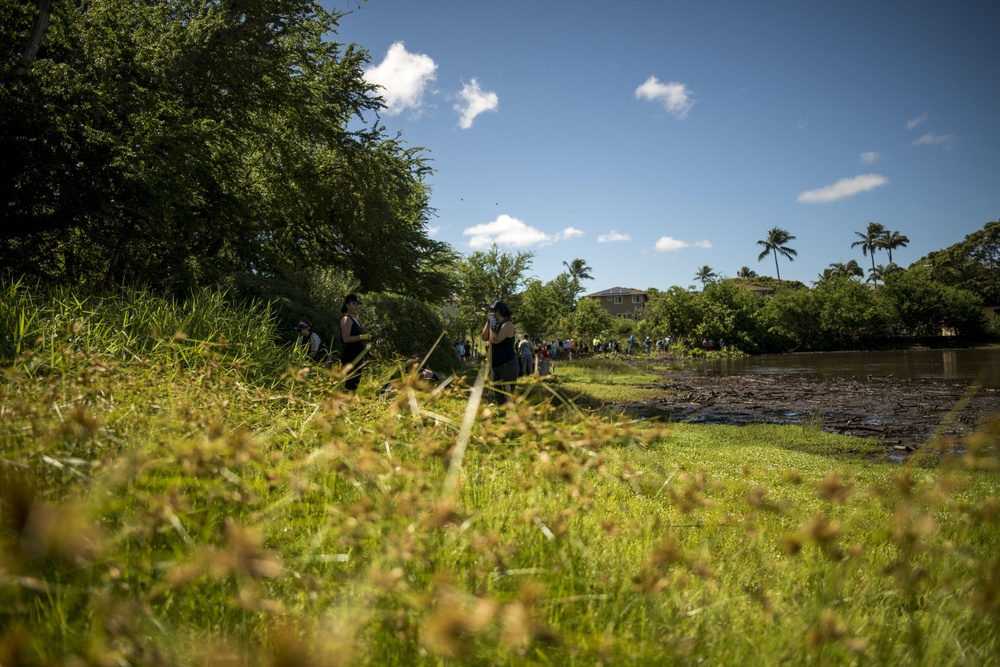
[454,78,498,129]
[654,236,711,252]
[598,230,631,243]
[906,113,928,130]
[635,76,694,119]
[462,215,580,248]
[797,174,889,204]
[363,42,437,115]
[912,132,957,147]
[425,225,442,236]
[795,120,808,130]
[556,227,585,241]
[860,151,880,164]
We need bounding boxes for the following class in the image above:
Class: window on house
[606,296,613,301]
[614,296,623,304]
[632,295,642,303]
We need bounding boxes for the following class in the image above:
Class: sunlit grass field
[545,357,672,405]
[2,281,998,665]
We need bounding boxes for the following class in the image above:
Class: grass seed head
[816,471,853,504]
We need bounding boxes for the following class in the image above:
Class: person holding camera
[340,293,371,391]
[481,300,518,404]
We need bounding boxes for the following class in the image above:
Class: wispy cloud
[654,236,712,252]
[597,230,631,243]
[795,120,808,130]
[455,78,498,129]
[797,174,889,204]
[635,76,694,119]
[912,132,957,148]
[425,225,442,236]
[906,113,928,130]
[363,42,437,115]
[860,151,880,164]
[463,215,581,248]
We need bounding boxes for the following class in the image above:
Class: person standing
[481,300,518,404]
[340,293,371,391]
[517,334,534,376]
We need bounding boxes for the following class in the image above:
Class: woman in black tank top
[340,293,371,391]
[481,300,518,404]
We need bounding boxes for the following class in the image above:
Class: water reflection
[692,348,1000,388]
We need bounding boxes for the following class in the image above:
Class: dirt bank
[617,370,1000,451]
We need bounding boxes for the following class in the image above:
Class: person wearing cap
[294,319,323,361]
[340,293,371,391]
[481,300,518,404]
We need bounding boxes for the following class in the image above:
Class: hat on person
[294,320,311,331]
[341,293,362,313]
[488,300,511,318]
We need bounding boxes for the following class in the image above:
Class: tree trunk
[15,0,54,76]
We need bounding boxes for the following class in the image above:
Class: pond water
[690,347,1000,388]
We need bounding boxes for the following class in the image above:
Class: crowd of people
[297,292,727,398]
[454,330,729,369]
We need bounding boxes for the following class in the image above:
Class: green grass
[2,283,999,665]
[546,357,671,406]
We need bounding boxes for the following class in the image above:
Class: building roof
[585,286,646,298]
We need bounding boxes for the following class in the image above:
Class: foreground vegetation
[2,289,999,665]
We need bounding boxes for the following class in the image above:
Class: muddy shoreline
[614,370,1000,451]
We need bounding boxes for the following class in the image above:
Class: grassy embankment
[1,281,998,665]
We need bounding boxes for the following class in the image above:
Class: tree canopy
[1,0,454,299]
[915,220,1000,306]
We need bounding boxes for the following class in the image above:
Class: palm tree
[736,266,758,279]
[562,258,594,281]
[868,264,886,287]
[756,227,797,283]
[826,259,864,279]
[694,265,717,287]
[851,221,886,280]
[880,230,910,264]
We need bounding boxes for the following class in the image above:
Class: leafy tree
[815,277,891,346]
[878,270,986,337]
[851,222,887,285]
[915,220,1000,305]
[696,281,764,352]
[363,292,458,371]
[736,266,758,279]
[644,286,703,339]
[453,244,533,340]
[867,263,902,287]
[547,273,581,316]
[756,227,797,284]
[880,230,910,264]
[568,297,614,342]
[761,278,889,351]
[760,288,821,351]
[731,276,805,292]
[694,265,718,287]
[0,0,454,299]
[517,279,561,337]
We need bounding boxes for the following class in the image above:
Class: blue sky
[330,0,999,292]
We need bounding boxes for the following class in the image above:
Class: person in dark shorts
[339,293,371,391]
[481,300,518,404]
